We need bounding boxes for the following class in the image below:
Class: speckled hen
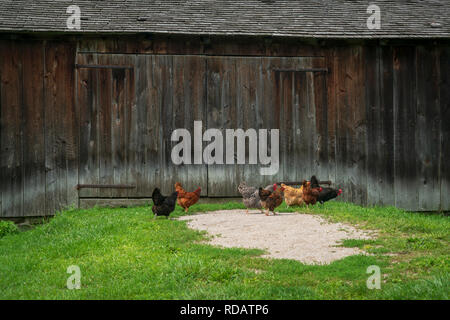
[238,182,275,214]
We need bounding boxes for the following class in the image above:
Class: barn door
[76,53,208,198]
[76,54,135,198]
[140,54,208,196]
[273,67,329,189]
[206,56,327,196]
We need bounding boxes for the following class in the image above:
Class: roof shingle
[0,0,448,38]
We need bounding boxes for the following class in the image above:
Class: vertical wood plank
[22,41,46,216]
[313,69,329,182]
[335,46,352,203]
[146,55,163,195]
[157,55,175,195]
[241,57,265,190]
[306,61,320,179]
[335,46,367,205]
[393,46,419,210]
[280,69,293,182]
[264,58,284,185]
[172,55,208,195]
[64,44,78,209]
[185,55,208,196]
[440,46,450,211]
[352,47,367,205]
[293,71,310,181]
[131,54,150,197]
[325,48,338,190]
[366,45,395,206]
[110,55,129,197]
[416,46,441,211]
[97,55,113,198]
[77,53,99,198]
[207,56,239,196]
[124,56,135,197]
[172,55,186,193]
[380,46,395,207]
[259,57,280,187]
[45,41,78,212]
[0,40,23,217]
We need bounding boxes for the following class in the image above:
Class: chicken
[174,182,201,212]
[301,180,322,206]
[317,187,342,204]
[151,188,178,218]
[259,184,285,216]
[238,182,275,213]
[281,183,304,207]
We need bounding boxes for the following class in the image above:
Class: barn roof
[0,0,449,39]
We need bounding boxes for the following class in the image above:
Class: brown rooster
[301,180,322,207]
[258,184,285,216]
[174,182,201,212]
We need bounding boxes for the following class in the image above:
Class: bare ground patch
[179,210,374,264]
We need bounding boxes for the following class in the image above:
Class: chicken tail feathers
[194,187,202,196]
[152,188,164,206]
[310,175,320,189]
[259,187,271,201]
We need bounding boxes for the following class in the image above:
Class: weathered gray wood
[96,55,113,198]
[206,56,239,196]
[45,42,78,213]
[22,41,46,216]
[171,55,207,196]
[393,46,419,210]
[292,71,309,181]
[64,44,79,210]
[44,42,78,213]
[440,46,450,211]
[131,54,150,197]
[335,46,352,203]
[366,45,395,207]
[77,53,99,198]
[184,55,208,196]
[416,46,441,211]
[380,46,395,207]
[240,57,263,191]
[123,55,136,198]
[157,55,175,195]
[0,40,23,217]
[2,40,449,216]
[146,55,163,195]
[334,47,367,205]
[325,49,338,190]
[259,57,280,188]
[313,66,329,183]
[110,55,129,197]
[353,47,367,205]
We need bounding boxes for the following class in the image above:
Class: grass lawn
[0,201,448,299]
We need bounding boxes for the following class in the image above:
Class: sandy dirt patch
[179,210,373,264]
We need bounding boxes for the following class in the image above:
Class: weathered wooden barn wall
[0,35,449,217]
[0,39,78,217]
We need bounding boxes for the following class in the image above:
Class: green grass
[0,201,448,299]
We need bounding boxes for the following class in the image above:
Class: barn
[0,0,449,218]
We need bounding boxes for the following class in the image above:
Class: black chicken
[310,175,342,204]
[151,188,178,218]
[317,187,342,204]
